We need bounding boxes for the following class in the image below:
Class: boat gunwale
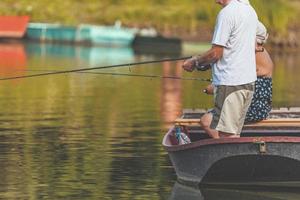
[163,127,300,152]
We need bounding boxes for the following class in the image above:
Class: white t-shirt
[211,0,258,86]
[237,0,250,4]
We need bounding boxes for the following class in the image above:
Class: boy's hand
[203,84,214,95]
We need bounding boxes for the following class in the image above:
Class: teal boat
[26,23,76,43]
[26,23,137,47]
[78,24,137,47]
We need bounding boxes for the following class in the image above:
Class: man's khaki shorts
[210,83,255,135]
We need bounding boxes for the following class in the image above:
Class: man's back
[212,0,258,86]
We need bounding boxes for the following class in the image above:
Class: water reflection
[169,182,300,200]
[0,43,26,81]
[169,182,204,200]
[25,42,135,67]
[0,42,299,199]
[271,50,300,107]
[160,61,183,126]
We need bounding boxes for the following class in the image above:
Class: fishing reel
[196,64,211,71]
[191,56,211,71]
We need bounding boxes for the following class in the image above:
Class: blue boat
[26,23,76,42]
[26,23,137,47]
[78,24,137,47]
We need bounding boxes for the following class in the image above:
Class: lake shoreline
[161,27,300,49]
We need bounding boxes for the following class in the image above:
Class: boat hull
[26,23,136,46]
[132,35,182,55]
[164,130,300,186]
[0,16,29,38]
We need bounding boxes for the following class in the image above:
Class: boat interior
[167,108,300,146]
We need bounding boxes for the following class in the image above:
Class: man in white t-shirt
[183,0,258,138]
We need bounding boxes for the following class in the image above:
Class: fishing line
[18,69,212,82]
[0,56,191,81]
[84,71,211,82]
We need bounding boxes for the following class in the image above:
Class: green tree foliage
[0,0,298,35]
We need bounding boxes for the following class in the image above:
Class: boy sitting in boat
[245,21,273,123]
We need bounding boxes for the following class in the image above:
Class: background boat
[78,24,137,47]
[25,22,182,54]
[26,23,76,43]
[132,35,182,55]
[0,16,29,39]
[26,22,137,47]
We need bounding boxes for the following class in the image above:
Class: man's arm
[182,45,224,72]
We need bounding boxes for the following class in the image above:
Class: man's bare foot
[228,135,240,138]
[219,132,239,138]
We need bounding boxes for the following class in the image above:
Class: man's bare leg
[200,113,239,138]
[200,113,220,139]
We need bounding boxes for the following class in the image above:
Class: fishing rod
[23,69,212,82]
[0,56,192,81]
[83,71,211,82]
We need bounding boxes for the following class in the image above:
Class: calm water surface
[0,42,299,199]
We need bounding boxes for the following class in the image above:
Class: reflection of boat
[0,16,29,38]
[169,182,203,200]
[26,23,137,47]
[160,62,183,125]
[25,43,134,66]
[169,181,300,200]
[78,46,134,66]
[163,108,300,187]
[0,43,26,77]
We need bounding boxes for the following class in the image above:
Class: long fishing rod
[23,69,212,82]
[83,71,211,82]
[0,56,192,81]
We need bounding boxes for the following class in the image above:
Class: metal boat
[163,108,300,187]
